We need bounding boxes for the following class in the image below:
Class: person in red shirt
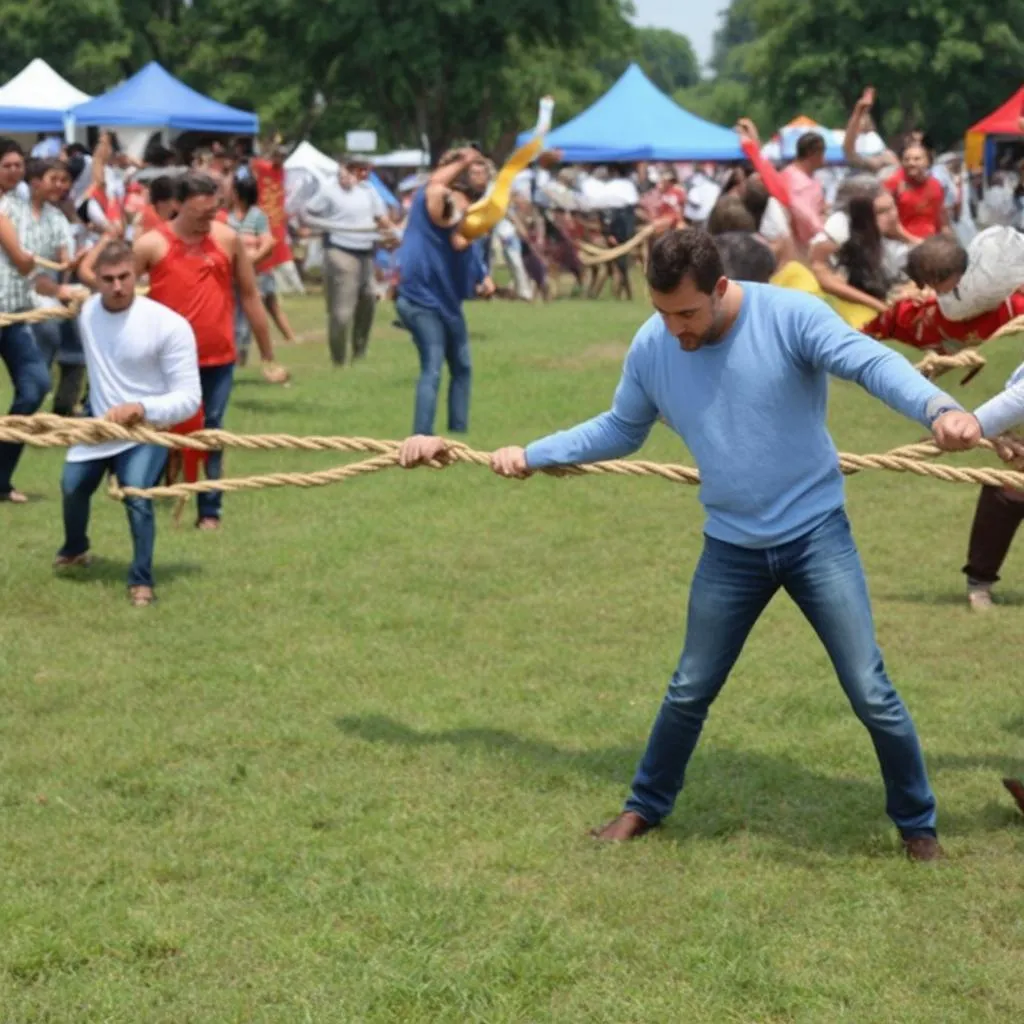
[885,144,948,240]
[652,169,687,229]
[249,142,299,344]
[83,173,289,530]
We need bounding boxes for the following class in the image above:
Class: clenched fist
[398,435,454,468]
[931,410,982,451]
[489,446,531,479]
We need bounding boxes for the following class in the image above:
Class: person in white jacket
[53,240,201,606]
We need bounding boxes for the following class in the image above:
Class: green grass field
[1,288,1023,1023]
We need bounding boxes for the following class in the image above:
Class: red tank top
[148,222,236,367]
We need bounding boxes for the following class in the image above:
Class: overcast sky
[630,0,729,67]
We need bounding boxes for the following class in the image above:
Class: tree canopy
[0,0,1018,157]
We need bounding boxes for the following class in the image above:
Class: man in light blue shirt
[400,229,982,860]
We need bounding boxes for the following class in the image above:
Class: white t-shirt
[321,181,387,252]
[759,197,791,241]
[70,295,202,463]
[811,211,909,282]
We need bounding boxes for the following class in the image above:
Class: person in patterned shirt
[24,158,86,416]
[0,139,80,503]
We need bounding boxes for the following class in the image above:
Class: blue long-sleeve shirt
[525,283,959,549]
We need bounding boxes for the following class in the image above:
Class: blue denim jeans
[59,444,169,587]
[197,363,235,521]
[0,322,51,495]
[395,296,471,435]
[625,509,937,838]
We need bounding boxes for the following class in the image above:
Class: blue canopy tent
[515,64,742,162]
[68,62,258,133]
[0,106,64,133]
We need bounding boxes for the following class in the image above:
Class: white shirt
[759,197,791,240]
[322,181,387,252]
[975,361,1024,439]
[601,178,639,208]
[69,295,201,463]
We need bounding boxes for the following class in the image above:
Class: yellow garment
[770,260,878,329]
[458,134,546,240]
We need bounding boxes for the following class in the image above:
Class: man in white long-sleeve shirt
[53,240,201,606]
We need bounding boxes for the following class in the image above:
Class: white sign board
[346,130,377,153]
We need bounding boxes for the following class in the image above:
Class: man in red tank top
[131,173,288,529]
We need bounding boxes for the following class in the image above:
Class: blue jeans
[0,322,51,495]
[197,363,235,521]
[59,445,169,587]
[396,296,471,435]
[625,509,937,838]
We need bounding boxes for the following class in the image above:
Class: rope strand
[1,416,1020,500]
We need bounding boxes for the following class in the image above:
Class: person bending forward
[400,228,981,861]
[55,241,201,606]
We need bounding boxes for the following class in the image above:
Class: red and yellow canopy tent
[965,85,1024,175]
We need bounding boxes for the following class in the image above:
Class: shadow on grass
[880,587,1024,608]
[53,557,202,590]
[336,713,1023,853]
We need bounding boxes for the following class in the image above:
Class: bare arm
[77,235,115,290]
[810,242,887,313]
[232,231,274,362]
[0,213,36,275]
[425,148,481,225]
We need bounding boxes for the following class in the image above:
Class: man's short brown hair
[94,240,135,272]
[905,235,969,288]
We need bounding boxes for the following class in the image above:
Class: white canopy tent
[0,58,91,113]
[0,59,91,141]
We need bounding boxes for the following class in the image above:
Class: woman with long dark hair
[809,187,907,317]
[836,194,889,303]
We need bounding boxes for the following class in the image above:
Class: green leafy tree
[744,0,1024,144]
[628,27,700,94]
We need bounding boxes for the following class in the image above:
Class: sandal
[196,517,221,531]
[2,489,28,504]
[128,585,155,607]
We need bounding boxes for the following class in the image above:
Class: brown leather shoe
[903,835,945,862]
[1003,777,1024,816]
[590,810,657,842]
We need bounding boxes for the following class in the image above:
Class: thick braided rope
[1,416,1021,498]
[908,313,1024,382]
[0,298,85,327]
[913,348,987,381]
[576,225,656,267]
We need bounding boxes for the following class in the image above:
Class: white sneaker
[967,585,994,611]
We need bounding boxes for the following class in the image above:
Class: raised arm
[425,148,483,226]
[735,120,790,207]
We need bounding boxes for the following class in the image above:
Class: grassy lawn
[1,287,1023,1023]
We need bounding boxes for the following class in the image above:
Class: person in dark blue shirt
[395,149,494,435]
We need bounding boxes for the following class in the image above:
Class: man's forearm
[857,345,960,426]
[240,288,274,360]
[525,411,651,469]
